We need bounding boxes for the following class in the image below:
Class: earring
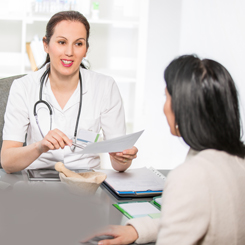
[176,124,179,129]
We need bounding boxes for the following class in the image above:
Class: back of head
[164,54,245,158]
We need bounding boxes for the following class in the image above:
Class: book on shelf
[26,42,37,71]
[26,35,46,71]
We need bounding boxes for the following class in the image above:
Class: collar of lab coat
[42,66,88,112]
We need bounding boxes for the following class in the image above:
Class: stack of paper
[114,201,161,219]
[97,167,166,199]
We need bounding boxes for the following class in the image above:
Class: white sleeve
[100,80,126,140]
[126,217,160,244]
[3,79,29,142]
[156,162,210,245]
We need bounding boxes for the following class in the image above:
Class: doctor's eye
[58,41,66,45]
[76,42,84,47]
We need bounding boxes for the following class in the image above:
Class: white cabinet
[0,0,149,134]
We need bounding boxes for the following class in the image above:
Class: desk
[0,169,170,245]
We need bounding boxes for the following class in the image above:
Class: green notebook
[151,196,162,208]
[113,197,162,219]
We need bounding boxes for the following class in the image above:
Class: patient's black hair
[164,54,245,158]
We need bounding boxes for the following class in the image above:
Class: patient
[85,55,245,244]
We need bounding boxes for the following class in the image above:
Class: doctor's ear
[43,37,49,53]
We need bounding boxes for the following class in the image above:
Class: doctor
[1,11,138,174]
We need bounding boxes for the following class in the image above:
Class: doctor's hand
[109,146,138,171]
[81,225,138,245]
[37,128,73,154]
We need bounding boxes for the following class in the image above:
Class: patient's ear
[43,37,48,53]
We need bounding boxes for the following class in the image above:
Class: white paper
[77,128,99,143]
[155,197,162,205]
[96,167,165,192]
[81,130,144,154]
[119,202,160,216]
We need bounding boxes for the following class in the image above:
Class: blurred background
[0,0,244,170]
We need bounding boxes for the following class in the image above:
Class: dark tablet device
[27,169,91,181]
[27,169,60,181]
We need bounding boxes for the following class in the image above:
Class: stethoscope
[33,66,83,150]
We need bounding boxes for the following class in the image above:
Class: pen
[71,142,87,149]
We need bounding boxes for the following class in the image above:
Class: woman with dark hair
[1,11,138,173]
[88,55,245,244]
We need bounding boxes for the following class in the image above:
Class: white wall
[179,0,245,141]
[133,0,190,170]
[133,0,245,170]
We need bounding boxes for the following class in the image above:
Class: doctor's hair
[40,10,90,69]
[164,54,245,158]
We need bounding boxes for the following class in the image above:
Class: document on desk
[81,130,144,154]
[96,167,166,199]
[113,201,161,219]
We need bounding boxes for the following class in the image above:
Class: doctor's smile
[61,59,74,67]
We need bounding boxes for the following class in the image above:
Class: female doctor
[1,11,138,174]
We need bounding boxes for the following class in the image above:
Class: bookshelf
[0,0,149,136]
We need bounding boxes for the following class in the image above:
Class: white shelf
[0,13,24,21]
[0,14,139,28]
[89,19,139,28]
[0,52,23,78]
[0,66,23,79]
[26,15,139,28]
[0,0,147,136]
[94,69,137,83]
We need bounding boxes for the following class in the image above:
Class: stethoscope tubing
[33,66,83,141]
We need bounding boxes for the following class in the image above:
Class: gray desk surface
[0,169,170,245]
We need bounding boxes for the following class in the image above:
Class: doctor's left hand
[109,146,138,166]
[38,128,73,154]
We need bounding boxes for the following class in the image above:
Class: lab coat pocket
[79,117,100,134]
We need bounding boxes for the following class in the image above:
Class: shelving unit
[0,0,149,136]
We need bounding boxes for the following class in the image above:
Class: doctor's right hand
[37,128,73,154]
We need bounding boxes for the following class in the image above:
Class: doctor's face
[163,88,178,136]
[43,20,87,77]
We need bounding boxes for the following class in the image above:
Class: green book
[151,196,162,208]
[113,199,162,219]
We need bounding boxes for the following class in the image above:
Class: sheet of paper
[77,128,100,143]
[96,167,165,192]
[81,130,144,154]
[154,196,162,205]
[119,202,160,218]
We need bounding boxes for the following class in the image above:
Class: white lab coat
[3,64,126,169]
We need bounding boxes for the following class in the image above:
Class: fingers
[110,155,133,164]
[109,146,138,164]
[52,129,72,147]
[39,129,72,153]
[97,225,138,245]
[122,146,138,156]
[97,237,121,245]
[110,146,138,158]
[81,226,116,243]
[81,225,136,245]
